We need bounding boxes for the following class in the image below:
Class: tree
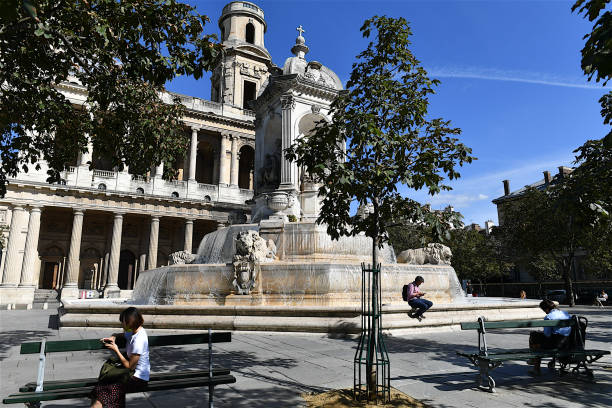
[286,16,474,398]
[387,207,463,253]
[496,175,611,306]
[446,229,511,292]
[572,0,612,143]
[0,0,221,196]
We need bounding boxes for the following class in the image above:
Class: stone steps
[60,299,544,334]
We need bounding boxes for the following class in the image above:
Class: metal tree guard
[354,263,391,403]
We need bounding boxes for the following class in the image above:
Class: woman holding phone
[91,307,150,408]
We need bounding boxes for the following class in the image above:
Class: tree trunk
[563,259,575,307]
[366,199,380,398]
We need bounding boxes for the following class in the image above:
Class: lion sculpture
[396,243,452,265]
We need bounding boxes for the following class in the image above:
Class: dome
[281,27,343,91]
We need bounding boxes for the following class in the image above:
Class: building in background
[0,2,277,305]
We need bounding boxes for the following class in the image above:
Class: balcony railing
[198,183,217,191]
[93,169,116,178]
[165,180,186,187]
[131,175,149,183]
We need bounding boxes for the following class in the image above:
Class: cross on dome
[296,25,305,37]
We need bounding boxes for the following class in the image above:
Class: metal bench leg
[208,328,214,408]
[25,403,41,408]
[477,360,500,393]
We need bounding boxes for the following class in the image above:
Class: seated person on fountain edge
[407,276,433,321]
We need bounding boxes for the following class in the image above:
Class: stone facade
[0,1,273,305]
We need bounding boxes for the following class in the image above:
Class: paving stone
[1,306,610,407]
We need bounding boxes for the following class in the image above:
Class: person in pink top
[407,276,433,321]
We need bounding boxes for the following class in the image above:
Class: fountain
[60,27,544,333]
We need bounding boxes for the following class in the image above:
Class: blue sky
[167,0,610,226]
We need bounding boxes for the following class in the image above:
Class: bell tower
[211,2,273,110]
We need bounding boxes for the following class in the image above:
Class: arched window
[171,191,179,198]
[136,187,144,194]
[238,145,255,189]
[97,183,107,191]
[243,80,256,109]
[245,23,255,44]
[204,195,211,203]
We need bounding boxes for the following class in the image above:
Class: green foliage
[287,214,297,222]
[573,1,612,142]
[496,143,612,305]
[0,0,222,196]
[285,16,474,255]
[387,208,464,253]
[446,228,512,283]
[572,0,612,85]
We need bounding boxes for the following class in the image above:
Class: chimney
[503,179,510,196]
[543,171,551,185]
[558,166,572,178]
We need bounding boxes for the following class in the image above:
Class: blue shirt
[543,309,571,337]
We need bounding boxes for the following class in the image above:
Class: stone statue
[258,152,280,189]
[285,192,302,220]
[396,243,452,265]
[266,239,277,260]
[169,251,196,265]
[232,230,275,294]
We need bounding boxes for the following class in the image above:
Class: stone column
[280,94,298,188]
[230,135,239,186]
[19,207,42,287]
[0,206,27,286]
[188,127,198,181]
[218,133,230,184]
[155,162,164,179]
[147,216,160,269]
[138,253,147,272]
[104,213,124,297]
[79,141,93,166]
[0,207,13,281]
[184,219,194,253]
[61,209,84,298]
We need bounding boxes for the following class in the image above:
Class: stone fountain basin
[60,298,545,334]
[131,262,462,307]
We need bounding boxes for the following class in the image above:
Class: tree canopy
[285,16,474,255]
[0,0,221,196]
[573,0,612,143]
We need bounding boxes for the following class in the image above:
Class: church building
[0,1,343,306]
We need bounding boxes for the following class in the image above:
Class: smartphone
[103,339,112,344]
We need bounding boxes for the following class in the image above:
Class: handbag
[98,357,133,385]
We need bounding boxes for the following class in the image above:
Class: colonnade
[0,205,199,298]
[186,127,248,186]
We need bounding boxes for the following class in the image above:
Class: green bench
[3,330,236,407]
[457,316,610,393]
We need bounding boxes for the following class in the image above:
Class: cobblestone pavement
[1,306,610,407]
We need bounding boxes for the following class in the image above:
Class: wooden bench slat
[460,319,574,330]
[20,332,232,354]
[4,375,237,404]
[19,368,231,392]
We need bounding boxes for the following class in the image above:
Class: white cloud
[420,192,490,208]
[427,65,611,90]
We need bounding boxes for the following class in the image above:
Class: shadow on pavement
[0,329,52,360]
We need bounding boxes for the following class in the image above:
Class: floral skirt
[91,376,148,408]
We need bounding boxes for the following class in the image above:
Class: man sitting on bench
[528,299,571,376]
[407,276,433,322]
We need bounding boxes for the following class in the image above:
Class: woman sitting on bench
[528,299,571,376]
[91,307,150,408]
